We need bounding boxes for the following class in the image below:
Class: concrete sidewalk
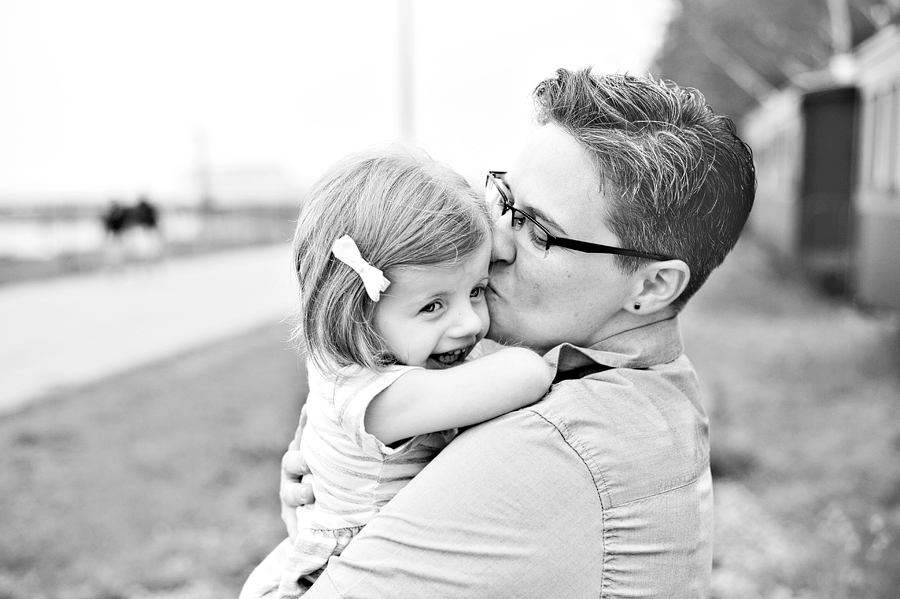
[0,244,297,415]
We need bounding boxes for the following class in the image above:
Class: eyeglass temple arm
[551,236,671,260]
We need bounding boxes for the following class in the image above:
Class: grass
[682,234,900,599]
[0,234,898,598]
[0,322,306,599]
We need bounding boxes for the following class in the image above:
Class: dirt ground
[0,233,898,598]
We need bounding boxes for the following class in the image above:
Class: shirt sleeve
[301,408,607,599]
[335,365,421,458]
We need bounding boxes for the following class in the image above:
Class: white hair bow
[331,235,391,302]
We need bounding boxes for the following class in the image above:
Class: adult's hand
[280,406,315,540]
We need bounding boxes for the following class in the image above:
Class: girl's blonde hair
[292,145,491,378]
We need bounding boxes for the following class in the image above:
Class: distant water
[0,218,104,259]
[0,214,204,260]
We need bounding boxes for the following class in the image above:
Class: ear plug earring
[634,303,641,310]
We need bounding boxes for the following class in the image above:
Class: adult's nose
[490,216,517,264]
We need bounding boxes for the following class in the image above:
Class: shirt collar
[543,316,685,381]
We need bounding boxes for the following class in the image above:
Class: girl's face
[373,241,491,369]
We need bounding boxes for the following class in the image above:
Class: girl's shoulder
[308,359,421,408]
[339,364,418,392]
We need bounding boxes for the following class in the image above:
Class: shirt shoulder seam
[522,408,611,507]
[522,408,608,591]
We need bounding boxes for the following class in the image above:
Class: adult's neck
[540,307,678,356]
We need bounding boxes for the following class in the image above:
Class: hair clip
[331,235,391,302]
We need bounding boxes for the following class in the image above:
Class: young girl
[240,146,552,599]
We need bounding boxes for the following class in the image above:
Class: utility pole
[827,0,852,55]
[195,129,214,211]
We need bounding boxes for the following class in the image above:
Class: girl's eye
[420,301,441,314]
[470,286,485,299]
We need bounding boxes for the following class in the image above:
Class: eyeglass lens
[486,175,551,258]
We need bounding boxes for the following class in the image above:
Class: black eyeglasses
[485,171,673,261]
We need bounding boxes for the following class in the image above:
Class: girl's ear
[625,260,691,314]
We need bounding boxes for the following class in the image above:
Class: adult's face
[486,124,635,354]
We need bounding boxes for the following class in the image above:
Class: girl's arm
[364,347,552,445]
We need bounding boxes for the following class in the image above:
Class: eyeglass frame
[485,171,674,261]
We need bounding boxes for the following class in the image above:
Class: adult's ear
[625,260,690,314]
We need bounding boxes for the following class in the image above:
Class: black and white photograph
[1,1,899,598]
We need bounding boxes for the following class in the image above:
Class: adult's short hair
[533,68,756,308]
[293,145,491,378]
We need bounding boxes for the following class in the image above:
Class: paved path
[0,244,296,415]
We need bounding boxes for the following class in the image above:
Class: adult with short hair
[279,68,756,598]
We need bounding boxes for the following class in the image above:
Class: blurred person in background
[278,68,756,598]
[101,196,163,265]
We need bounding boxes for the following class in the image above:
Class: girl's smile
[428,344,477,369]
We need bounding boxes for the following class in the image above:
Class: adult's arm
[302,408,606,599]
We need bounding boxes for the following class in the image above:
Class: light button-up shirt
[304,316,713,598]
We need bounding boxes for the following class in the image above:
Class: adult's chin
[486,286,522,344]
[483,311,516,345]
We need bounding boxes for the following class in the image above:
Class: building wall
[854,25,900,309]
[742,88,804,257]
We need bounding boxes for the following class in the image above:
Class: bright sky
[0,0,674,205]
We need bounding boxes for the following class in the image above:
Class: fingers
[281,449,309,478]
[281,449,313,507]
[280,481,315,507]
[280,405,313,537]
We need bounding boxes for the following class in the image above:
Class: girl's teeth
[437,349,463,364]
